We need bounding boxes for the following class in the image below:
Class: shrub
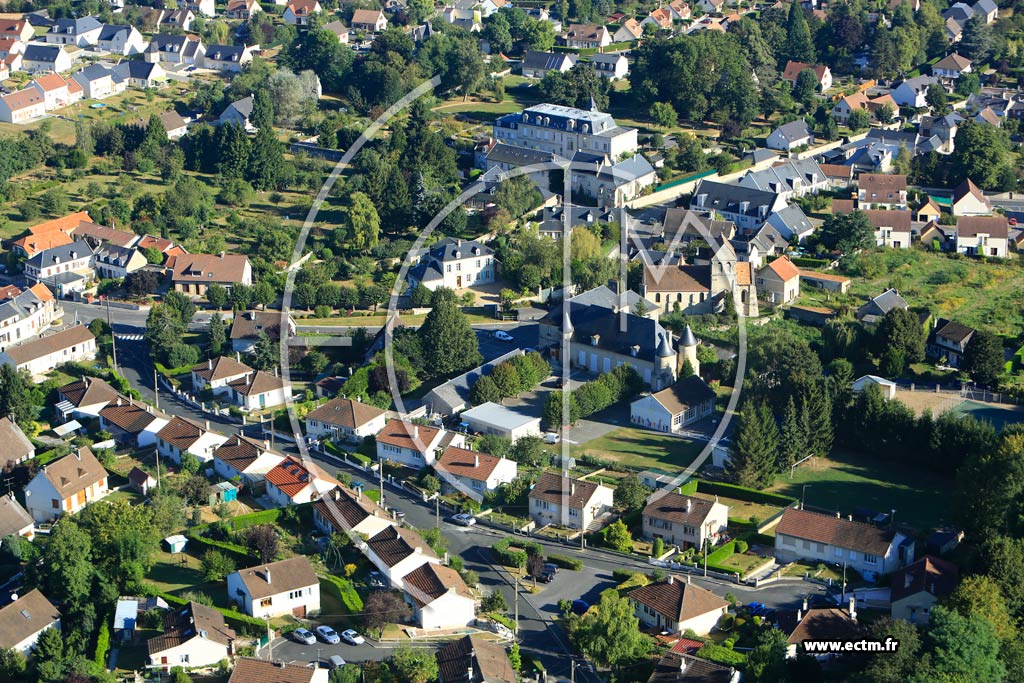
[545,554,583,570]
[734,540,749,554]
[652,537,665,558]
[695,481,796,506]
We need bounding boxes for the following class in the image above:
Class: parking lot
[474,324,540,363]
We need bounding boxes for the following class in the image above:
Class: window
[569,508,579,517]
[864,554,878,565]
[181,655,190,664]
[834,547,843,558]
[260,597,273,607]
[51,498,60,509]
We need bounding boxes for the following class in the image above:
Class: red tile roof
[775,507,897,556]
[435,446,507,483]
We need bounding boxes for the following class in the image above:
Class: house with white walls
[0,590,61,655]
[23,447,109,523]
[156,416,227,464]
[364,525,439,589]
[226,556,321,619]
[376,420,465,469]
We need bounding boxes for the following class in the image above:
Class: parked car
[543,432,561,445]
[341,629,365,645]
[328,655,346,670]
[539,563,559,583]
[315,626,341,644]
[571,599,590,615]
[292,628,316,645]
[494,330,514,342]
[450,513,477,526]
[746,602,768,616]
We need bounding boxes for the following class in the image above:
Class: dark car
[539,563,558,583]
[571,599,590,615]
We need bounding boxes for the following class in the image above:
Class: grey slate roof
[856,288,909,321]
[742,158,824,194]
[568,302,671,363]
[423,348,525,415]
[97,24,133,41]
[771,119,812,143]
[24,240,93,271]
[522,50,576,71]
[205,44,245,62]
[486,142,554,166]
[113,60,161,80]
[51,16,102,34]
[691,180,780,220]
[22,44,63,62]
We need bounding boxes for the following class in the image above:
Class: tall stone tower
[655,332,677,389]
[678,324,700,377]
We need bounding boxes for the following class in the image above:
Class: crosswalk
[114,333,144,341]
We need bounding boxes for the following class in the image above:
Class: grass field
[797,249,1024,337]
[571,427,703,472]
[768,448,953,530]
[692,493,783,527]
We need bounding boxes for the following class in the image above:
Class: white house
[863,210,912,249]
[264,456,341,507]
[528,472,614,530]
[202,44,255,72]
[147,602,234,671]
[181,0,217,17]
[766,119,814,152]
[852,375,898,400]
[589,53,628,79]
[0,89,47,124]
[890,555,960,625]
[0,284,62,353]
[112,59,167,88]
[630,376,717,433]
[0,492,35,540]
[227,556,321,619]
[93,244,146,279]
[71,64,124,100]
[409,238,495,291]
[932,52,972,84]
[312,485,394,539]
[99,398,170,448]
[376,420,465,469]
[563,24,610,49]
[951,178,992,216]
[0,590,61,655]
[350,8,388,32]
[955,215,1008,257]
[23,447,109,523]
[144,34,205,65]
[0,416,33,467]
[0,19,34,43]
[459,402,542,442]
[434,446,518,501]
[156,416,227,464]
[364,525,439,589]
[226,370,291,411]
[96,24,147,55]
[56,376,120,421]
[212,435,284,486]
[283,0,322,25]
[0,326,97,380]
[642,491,729,549]
[229,310,296,353]
[20,44,74,74]
[304,396,387,443]
[225,0,263,19]
[28,73,73,111]
[23,240,94,286]
[229,660,328,683]
[891,75,938,108]
[629,577,729,636]
[774,507,915,578]
[45,17,104,47]
[756,255,802,303]
[191,355,253,396]
[403,563,476,630]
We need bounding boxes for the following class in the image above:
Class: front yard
[571,427,704,473]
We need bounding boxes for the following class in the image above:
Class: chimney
[679,657,687,673]
[264,439,270,449]
[686,574,691,584]
[474,454,479,467]
[836,511,841,518]
[802,597,808,611]
[205,420,210,431]
[264,567,271,584]
[847,514,853,521]
[236,352,241,362]
[796,608,802,621]
[9,592,17,602]
[116,396,122,407]
[208,358,213,370]
[570,481,576,496]
[667,575,674,584]
[686,498,692,513]
[848,596,857,621]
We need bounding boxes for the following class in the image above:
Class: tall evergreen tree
[215,123,250,179]
[778,397,807,471]
[251,89,274,131]
[803,381,834,457]
[727,400,780,489]
[208,313,226,357]
[418,288,482,377]
[784,1,816,64]
[246,127,285,191]
[0,364,32,429]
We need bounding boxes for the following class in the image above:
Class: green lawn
[572,427,704,472]
[718,552,771,574]
[692,493,783,528]
[768,448,953,530]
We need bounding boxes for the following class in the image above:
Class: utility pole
[379,459,385,506]
[153,367,159,411]
[266,617,273,661]
[841,561,847,602]
[513,572,520,640]
[435,494,440,528]
[704,535,709,577]
[106,297,117,372]
[270,410,275,449]
[570,659,575,683]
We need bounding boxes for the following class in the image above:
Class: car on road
[341,629,365,645]
[292,628,316,645]
[494,330,514,342]
[571,599,590,615]
[328,655,346,670]
[450,513,477,526]
[315,626,341,644]
[539,563,558,583]
[746,602,767,616]
[543,432,561,445]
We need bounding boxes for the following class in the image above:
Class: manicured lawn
[718,552,771,574]
[768,448,953,529]
[105,489,145,506]
[571,427,703,472]
[692,493,783,528]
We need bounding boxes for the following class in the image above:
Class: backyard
[768,448,953,529]
[691,493,784,529]
[571,427,704,472]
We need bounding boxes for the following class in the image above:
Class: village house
[0,590,61,655]
[23,447,109,523]
[167,252,253,296]
[191,355,254,396]
[56,376,120,421]
[284,0,322,25]
[322,20,350,43]
[0,492,34,541]
[403,563,476,630]
[917,197,944,223]
[831,92,898,126]
[647,651,740,683]
[756,256,801,304]
[920,112,963,153]
[181,0,217,17]
[147,602,234,671]
[563,24,611,49]
[589,53,628,79]
[225,0,263,19]
[409,238,495,291]
[226,369,290,411]
[521,50,576,79]
[93,244,147,279]
[774,507,915,578]
[312,485,393,539]
[890,555,959,625]
[857,174,908,210]
[529,472,614,530]
[642,7,673,30]
[351,8,388,32]
[0,89,47,124]
[739,158,828,202]
[613,18,644,42]
[852,374,898,399]
[23,239,94,293]
[951,178,992,216]
[112,60,167,89]
[423,349,526,417]
[865,210,913,249]
[0,19,34,42]
[128,466,157,495]
[29,73,74,111]
[629,576,730,636]
[144,34,205,65]
[436,635,517,683]
[435,446,518,500]
[156,416,227,465]
[0,416,34,466]
[766,119,813,152]
[376,420,464,469]
[460,402,541,441]
[264,456,341,507]
[932,52,972,86]
[783,602,864,660]
[229,659,328,683]
[855,288,909,324]
[642,490,729,549]
[926,318,976,368]
[304,396,387,443]
[227,556,321,618]
[0,326,97,380]
[630,374,717,433]
[229,310,295,353]
[0,284,62,352]
[955,215,1008,256]
[212,434,284,487]
[781,60,833,91]
[697,0,724,13]
[45,16,103,47]
[691,180,786,231]
[72,63,125,100]
[364,525,439,589]
[99,397,171,448]
[96,24,146,55]
[202,44,255,72]
[891,75,939,108]
[20,44,74,73]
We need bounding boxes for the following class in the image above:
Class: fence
[898,381,1019,405]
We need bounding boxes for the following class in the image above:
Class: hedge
[489,612,515,630]
[94,620,110,668]
[697,643,746,667]
[545,554,583,571]
[319,574,363,613]
[790,257,830,268]
[185,532,253,562]
[696,481,796,507]
[612,568,645,583]
[156,591,267,635]
[228,508,283,531]
[707,541,736,565]
[492,537,542,567]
